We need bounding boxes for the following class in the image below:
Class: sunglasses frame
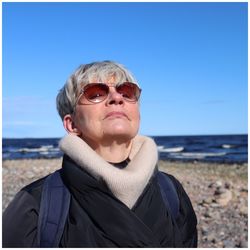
[75,82,142,107]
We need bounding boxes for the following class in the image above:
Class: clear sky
[2,2,248,138]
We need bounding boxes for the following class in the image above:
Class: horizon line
[2,133,248,140]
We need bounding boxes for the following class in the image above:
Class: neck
[95,141,132,163]
[81,136,132,163]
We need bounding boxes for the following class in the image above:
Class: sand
[2,158,248,247]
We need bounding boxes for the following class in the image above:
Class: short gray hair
[56,60,139,120]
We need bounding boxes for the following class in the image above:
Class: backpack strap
[157,171,180,220]
[37,170,70,247]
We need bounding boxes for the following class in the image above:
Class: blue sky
[2,2,248,138]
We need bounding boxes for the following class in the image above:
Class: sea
[2,135,248,164]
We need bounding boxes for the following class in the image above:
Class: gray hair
[56,60,139,120]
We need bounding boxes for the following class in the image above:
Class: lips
[104,111,129,120]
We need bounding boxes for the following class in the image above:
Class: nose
[106,87,124,106]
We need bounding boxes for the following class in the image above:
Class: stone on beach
[158,160,248,248]
[214,189,233,207]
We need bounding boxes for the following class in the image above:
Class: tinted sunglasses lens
[117,83,141,102]
[84,84,109,103]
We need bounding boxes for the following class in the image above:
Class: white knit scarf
[59,134,158,209]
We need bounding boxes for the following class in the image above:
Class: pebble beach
[2,158,248,248]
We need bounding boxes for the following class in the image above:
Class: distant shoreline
[2,157,248,165]
[2,133,248,140]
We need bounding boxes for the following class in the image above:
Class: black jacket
[3,156,197,247]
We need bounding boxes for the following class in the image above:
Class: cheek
[130,106,141,126]
[134,105,140,119]
[74,108,100,131]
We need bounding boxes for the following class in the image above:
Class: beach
[2,159,248,247]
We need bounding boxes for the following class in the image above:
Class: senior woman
[3,61,197,247]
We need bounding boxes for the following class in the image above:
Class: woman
[3,61,197,247]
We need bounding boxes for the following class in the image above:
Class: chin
[105,128,137,141]
[103,122,139,140]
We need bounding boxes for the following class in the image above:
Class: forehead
[88,74,126,85]
[78,66,132,90]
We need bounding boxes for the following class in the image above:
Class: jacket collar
[59,134,158,209]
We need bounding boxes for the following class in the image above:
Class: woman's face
[73,77,140,147]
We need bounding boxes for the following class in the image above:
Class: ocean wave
[158,146,184,153]
[3,135,247,163]
[169,152,227,159]
[16,145,60,153]
[222,144,236,149]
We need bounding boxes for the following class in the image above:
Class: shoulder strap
[37,170,70,247]
[157,171,180,220]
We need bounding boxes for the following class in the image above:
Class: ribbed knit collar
[59,134,158,209]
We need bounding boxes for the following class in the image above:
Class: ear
[63,114,82,136]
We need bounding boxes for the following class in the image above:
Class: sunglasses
[76,82,142,105]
